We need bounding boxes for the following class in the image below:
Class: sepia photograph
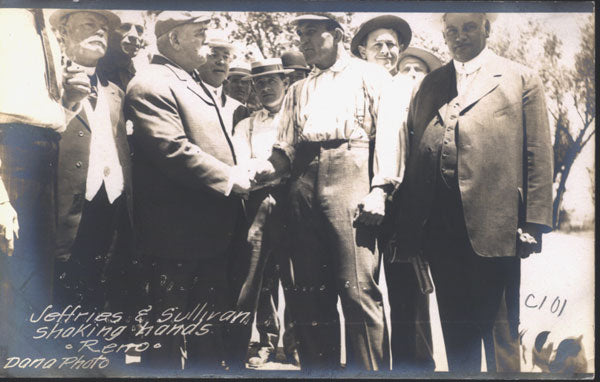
[0,0,594,379]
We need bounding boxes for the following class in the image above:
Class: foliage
[489,14,595,229]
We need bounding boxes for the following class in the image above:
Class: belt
[299,139,370,150]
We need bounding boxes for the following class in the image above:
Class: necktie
[88,75,98,110]
[31,8,61,101]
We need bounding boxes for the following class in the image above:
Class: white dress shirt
[453,47,492,96]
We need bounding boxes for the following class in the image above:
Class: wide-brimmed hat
[351,15,412,57]
[154,11,210,38]
[246,58,293,79]
[398,47,443,72]
[49,9,121,31]
[281,50,310,71]
[291,12,344,31]
[227,62,252,79]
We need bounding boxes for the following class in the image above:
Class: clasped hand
[229,159,277,198]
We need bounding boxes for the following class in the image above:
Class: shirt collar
[453,47,491,75]
[204,82,223,101]
[312,47,352,76]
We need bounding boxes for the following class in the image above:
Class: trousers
[384,261,435,372]
[423,175,521,374]
[283,140,389,372]
[53,185,124,312]
[0,124,60,376]
[143,206,255,375]
[251,187,297,360]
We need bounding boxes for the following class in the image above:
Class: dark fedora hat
[49,9,121,31]
[281,50,310,71]
[246,58,293,79]
[350,15,412,57]
[398,47,443,73]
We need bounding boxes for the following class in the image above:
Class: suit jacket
[125,55,243,260]
[396,51,553,259]
[55,76,132,258]
[200,84,250,137]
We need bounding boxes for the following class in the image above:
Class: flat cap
[291,12,344,31]
[154,11,210,38]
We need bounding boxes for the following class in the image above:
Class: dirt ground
[245,230,595,374]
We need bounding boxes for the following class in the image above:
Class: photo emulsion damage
[0,1,594,378]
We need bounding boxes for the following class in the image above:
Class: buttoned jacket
[55,76,132,258]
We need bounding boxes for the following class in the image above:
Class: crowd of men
[0,9,553,377]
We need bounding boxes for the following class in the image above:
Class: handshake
[230,158,279,198]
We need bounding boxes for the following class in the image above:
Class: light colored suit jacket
[397,51,553,258]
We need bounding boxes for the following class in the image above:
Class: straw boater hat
[245,58,293,79]
[49,9,121,30]
[153,11,210,38]
[350,15,412,57]
[227,61,252,79]
[281,50,311,72]
[290,12,344,31]
[398,47,443,73]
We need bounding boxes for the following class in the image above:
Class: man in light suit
[125,11,254,372]
[396,13,553,373]
[49,10,133,315]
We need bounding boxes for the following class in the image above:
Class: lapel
[76,106,91,132]
[153,55,215,105]
[459,55,503,113]
[434,64,458,127]
[102,81,122,137]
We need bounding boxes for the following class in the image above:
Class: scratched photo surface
[0,1,594,379]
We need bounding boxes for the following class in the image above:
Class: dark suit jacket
[125,55,243,260]
[396,51,553,259]
[55,77,132,258]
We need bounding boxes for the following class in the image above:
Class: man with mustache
[251,13,404,372]
[125,12,254,372]
[351,15,436,373]
[48,9,133,317]
[396,13,552,373]
[97,10,147,92]
[197,30,249,136]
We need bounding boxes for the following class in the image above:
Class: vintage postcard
[0,0,594,379]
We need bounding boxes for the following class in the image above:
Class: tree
[489,14,595,229]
